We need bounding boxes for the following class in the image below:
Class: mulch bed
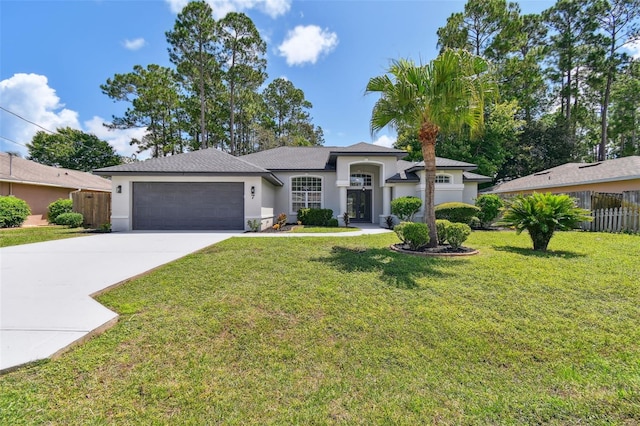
[390,243,479,257]
[258,224,299,233]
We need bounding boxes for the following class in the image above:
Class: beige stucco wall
[0,182,74,218]
[109,175,265,232]
[496,179,640,196]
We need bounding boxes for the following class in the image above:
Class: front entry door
[347,189,372,222]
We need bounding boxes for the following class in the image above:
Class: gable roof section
[407,158,479,172]
[491,156,640,193]
[1,152,111,191]
[94,148,283,186]
[240,142,407,171]
[240,146,333,170]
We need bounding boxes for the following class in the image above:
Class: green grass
[291,225,360,233]
[1,231,639,424]
[0,226,89,247]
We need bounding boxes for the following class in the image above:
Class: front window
[350,173,372,187]
[291,176,322,212]
[435,174,452,184]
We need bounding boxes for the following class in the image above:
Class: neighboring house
[94,142,491,232]
[0,152,112,224]
[488,156,640,196]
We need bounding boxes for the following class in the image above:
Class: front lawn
[1,231,639,424]
[0,226,89,248]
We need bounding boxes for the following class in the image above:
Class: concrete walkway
[0,225,392,373]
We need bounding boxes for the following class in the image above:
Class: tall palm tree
[366,49,496,247]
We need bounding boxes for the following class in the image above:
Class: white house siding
[462,182,479,205]
[109,175,264,232]
[269,171,340,221]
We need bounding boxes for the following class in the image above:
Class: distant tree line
[101,1,324,158]
[394,0,640,183]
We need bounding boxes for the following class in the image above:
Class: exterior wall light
[116,185,122,193]
[251,186,255,199]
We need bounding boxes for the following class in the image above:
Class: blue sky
[1,0,555,159]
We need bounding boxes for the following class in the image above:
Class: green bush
[54,212,84,228]
[297,208,333,226]
[393,221,409,243]
[435,202,480,224]
[0,196,31,228]
[475,194,504,228]
[401,222,430,250]
[497,192,592,251]
[390,196,422,221]
[47,198,73,223]
[446,222,471,249]
[327,218,339,227]
[435,219,451,245]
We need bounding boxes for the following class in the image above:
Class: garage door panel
[132,182,244,230]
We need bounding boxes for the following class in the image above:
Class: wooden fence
[72,191,111,228]
[589,207,640,233]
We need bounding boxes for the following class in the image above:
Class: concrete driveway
[0,232,238,372]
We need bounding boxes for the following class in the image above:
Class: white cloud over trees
[123,38,146,51]
[165,0,290,19]
[0,73,144,158]
[277,25,338,66]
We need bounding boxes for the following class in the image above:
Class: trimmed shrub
[498,192,592,251]
[54,212,84,228]
[327,218,339,227]
[393,221,409,243]
[385,215,395,229]
[435,219,451,245]
[47,198,73,223]
[391,196,422,221]
[475,194,504,228]
[446,222,471,249]
[435,202,480,224]
[0,196,31,228]
[401,222,430,250]
[297,208,333,226]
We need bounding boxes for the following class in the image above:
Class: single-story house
[0,152,112,224]
[94,142,491,232]
[487,156,640,196]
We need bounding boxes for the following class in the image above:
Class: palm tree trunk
[419,121,439,248]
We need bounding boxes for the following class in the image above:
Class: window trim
[349,173,373,188]
[435,174,453,184]
[290,175,323,215]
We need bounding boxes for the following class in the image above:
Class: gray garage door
[132,182,244,230]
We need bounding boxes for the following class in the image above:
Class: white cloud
[123,38,146,51]
[372,135,396,148]
[0,74,79,155]
[0,73,146,159]
[84,117,148,159]
[165,0,290,19]
[277,25,338,66]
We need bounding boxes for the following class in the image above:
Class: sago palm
[366,49,495,247]
[498,192,592,251]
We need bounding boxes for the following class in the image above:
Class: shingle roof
[386,159,420,183]
[240,146,333,170]
[408,158,479,171]
[1,152,111,191]
[463,171,492,182]
[491,156,640,193]
[94,148,283,185]
[240,142,407,170]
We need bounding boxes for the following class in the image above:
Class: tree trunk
[419,121,439,248]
